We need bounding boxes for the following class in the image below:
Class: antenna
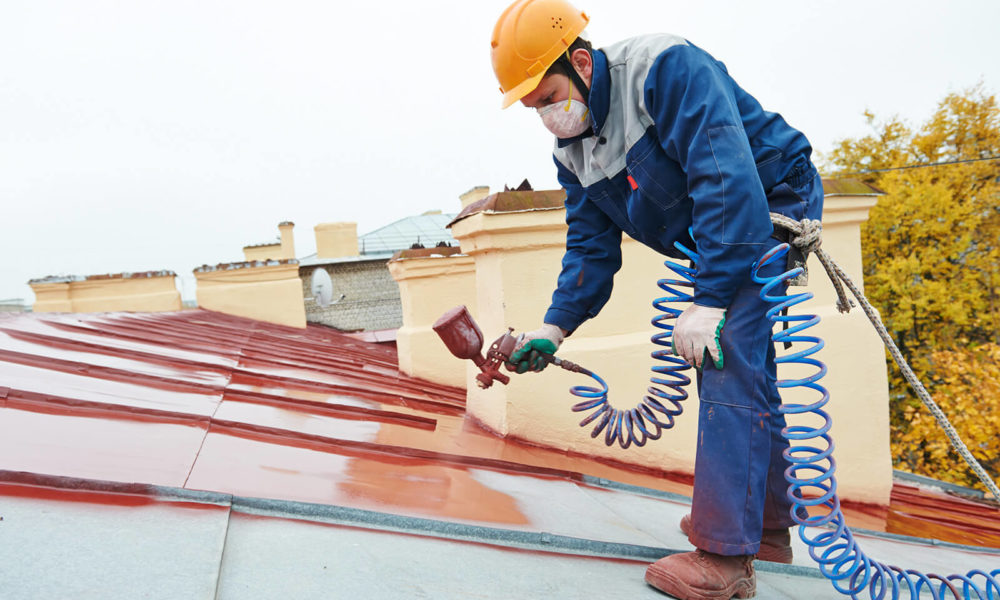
[309,268,344,308]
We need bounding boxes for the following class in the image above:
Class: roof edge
[821,177,886,196]
[194,258,299,273]
[448,189,566,227]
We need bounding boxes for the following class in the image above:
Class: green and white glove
[671,304,726,370]
[509,324,565,374]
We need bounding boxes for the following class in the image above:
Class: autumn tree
[824,83,1000,490]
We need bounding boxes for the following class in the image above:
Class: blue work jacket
[544,34,822,334]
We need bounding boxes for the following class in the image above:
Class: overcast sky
[2,0,999,303]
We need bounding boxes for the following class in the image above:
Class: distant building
[0,298,29,313]
[299,211,459,333]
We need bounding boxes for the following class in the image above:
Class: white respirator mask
[537,92,590,139]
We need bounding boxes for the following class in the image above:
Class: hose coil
[753,243,1000,600]
[569,241,697,448]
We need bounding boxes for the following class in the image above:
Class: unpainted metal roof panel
[0,484,230,600]
[216,513,828,600]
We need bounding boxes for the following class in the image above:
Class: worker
[491,1,823,599]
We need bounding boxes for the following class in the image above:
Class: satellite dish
[310,268,340,308]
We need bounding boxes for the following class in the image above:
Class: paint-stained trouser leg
[686,237,799,556]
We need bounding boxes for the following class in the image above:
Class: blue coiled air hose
[752,242,1000,600]
[566,239,999,597]
[569,240,697,449]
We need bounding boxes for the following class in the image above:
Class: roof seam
[211,506,234,600]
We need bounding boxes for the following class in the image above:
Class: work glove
[671,304,726,370]
[509,324,565,374]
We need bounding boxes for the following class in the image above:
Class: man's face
[520,73,586,110]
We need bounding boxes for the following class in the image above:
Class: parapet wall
[30,271,181,313]
[194,260,306,328]
[389,246,477,388]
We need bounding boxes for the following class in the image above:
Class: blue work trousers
[687,176,821,556]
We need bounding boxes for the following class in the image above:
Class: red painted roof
[1,309,997,547]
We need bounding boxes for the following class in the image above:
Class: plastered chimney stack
[278,221,296,259]
[314,222,359,259]
[459,186,490,209]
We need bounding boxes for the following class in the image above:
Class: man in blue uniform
[491,1,823,599]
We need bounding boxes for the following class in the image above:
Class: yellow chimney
[244,222,296,261]
[459,186,490,209]
[314,222,358,260]
[278,221,296,259]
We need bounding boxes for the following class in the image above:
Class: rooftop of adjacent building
[299,211,459,267]
[1,309,996,598]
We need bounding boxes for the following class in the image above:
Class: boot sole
[645,563,756,600]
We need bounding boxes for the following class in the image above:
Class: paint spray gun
[432,306,592,389]
[433,305,689,450]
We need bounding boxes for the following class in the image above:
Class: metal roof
[1,309,998,598]
[359,211,458,255]
[296,252,394,268]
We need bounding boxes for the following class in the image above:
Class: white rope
[771,213,1000,500]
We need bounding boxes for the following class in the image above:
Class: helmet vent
[551,16,564,29]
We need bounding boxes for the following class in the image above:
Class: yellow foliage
[892,344,1000,490]
[824,83,1000,489]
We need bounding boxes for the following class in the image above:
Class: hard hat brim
[500,71,546,109]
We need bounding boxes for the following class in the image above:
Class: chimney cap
[194,258,299,273]
[28,274,83,285]
[447,188,566,227]
[84,270,177,281]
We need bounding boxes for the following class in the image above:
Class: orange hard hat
[491,0,589,109]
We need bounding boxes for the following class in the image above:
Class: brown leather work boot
[680,514,793,564]
[645,549,756,600]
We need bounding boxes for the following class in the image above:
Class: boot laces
[692,549,717,568]
[693,549,754,572]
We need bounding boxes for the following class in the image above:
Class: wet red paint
[0,405,207,487]
[0,481,160,507]
[885,484,1000,547]
[1,310,997,549]
[0,480,225,515]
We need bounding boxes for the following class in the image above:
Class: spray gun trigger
[513,332,526,353]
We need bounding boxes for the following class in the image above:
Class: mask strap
[558,49,591,108]
[559,50,591,124]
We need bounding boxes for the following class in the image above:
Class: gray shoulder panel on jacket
[554,34,689,188]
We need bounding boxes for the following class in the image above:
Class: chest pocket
[625,130,687,210]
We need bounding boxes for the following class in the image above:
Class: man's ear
[570,47,593,85]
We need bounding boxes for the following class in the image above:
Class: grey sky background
[2,0,998,303]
